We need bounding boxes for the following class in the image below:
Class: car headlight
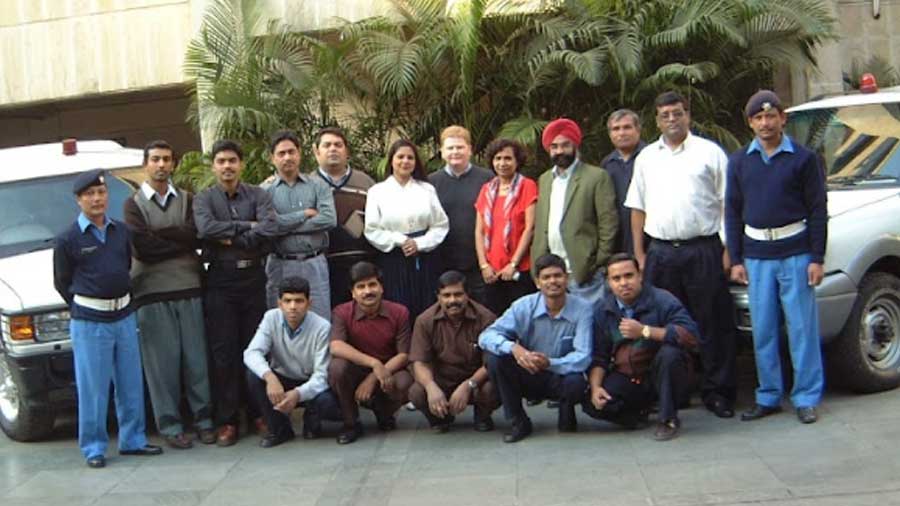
[1,311,70,343]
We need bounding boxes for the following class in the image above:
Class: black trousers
[583,345,691,424]
[483,274,536,317]
[645,237,737,404]
[245,370,342,437]
[205,268,267,427]
[486,353,586,428]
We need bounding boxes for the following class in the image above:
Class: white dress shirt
[547,161,577,271]
[625,133,728,240]
[364,176,450,253]
[140,181,177,206]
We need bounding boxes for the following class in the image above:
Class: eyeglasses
[657,110,686,121]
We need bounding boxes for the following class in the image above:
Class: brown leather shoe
[198,428,217,445]
[216,424,238,447]
[253,417,268,436]
[164,433,194,449]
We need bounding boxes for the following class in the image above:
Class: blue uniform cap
[745,90,783,118]
[72,169,107,195]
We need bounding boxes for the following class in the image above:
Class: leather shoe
[260,431,295,448]
[473,417,494,432]
[216,424,238,447]
[740,404,782,421]
[164,433,193,449]
[431,422,451,434]
[336,423,363,445]
[198,428,217,445]
[503,417,533,443]
[797,406,818,424]
[376,415,396,432]
[86,455,106,469]
[119,445,163,456]
[653,418,681,441]
[705,397,735,418]
[302,425,321,440]
[253,417,268,436]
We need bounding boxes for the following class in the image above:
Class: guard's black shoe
[796,406,818,424]
[740,404,782,421]
[119,445,163,456]
[86,455,106,469]
[503,417,533,443]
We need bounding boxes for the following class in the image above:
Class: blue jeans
[71,313,148,459]
[745,254,824,408]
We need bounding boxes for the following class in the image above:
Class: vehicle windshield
[0,174,134,257]
[786,100,900,186]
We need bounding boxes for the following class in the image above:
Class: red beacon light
[859,73,878,94]
[62,138,78,156]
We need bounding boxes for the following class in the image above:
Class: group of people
[52,88,827,469]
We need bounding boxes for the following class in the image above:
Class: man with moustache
[726,91,827,424]
[124,140,214,449]
[54,169,162,468]
[601,109,647,255]
[408,270,499,433]
[314,127,377,307]
[583,253,698,441]
[532,118,618,306]
[479,254,593,443]
[428,125,494,303]
[194,139,278,446]
[266,130,336,320]
[626,91,738,419]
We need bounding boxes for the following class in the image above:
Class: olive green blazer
[531,161,618,285]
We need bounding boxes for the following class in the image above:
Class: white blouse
[364,176,450,253]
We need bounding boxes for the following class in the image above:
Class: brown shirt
[330,299,410,363]
[409,300,496,381]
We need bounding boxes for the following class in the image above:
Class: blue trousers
[745,254,824,408]
[567,268,606,307]
[71,313,148,459]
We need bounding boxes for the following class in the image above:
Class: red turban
[541,118,582,151]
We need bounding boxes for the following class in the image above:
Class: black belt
[651,234,718,248]
[274,250,322,261]
[211,258,262,269]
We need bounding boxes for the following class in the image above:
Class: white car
[731,85,900,393]
[0,140,142,441]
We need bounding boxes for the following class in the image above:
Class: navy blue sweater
[53,219,133,322]
[724,137,827,265]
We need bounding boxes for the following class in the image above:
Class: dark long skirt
[376,249,441,320]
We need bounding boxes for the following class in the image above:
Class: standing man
[408,270,499,433]
[479,254,592,443]
[625,91,738,418]
[124,140,215,449]
[54,169,162,468]
[532,118,618,306]
[601,109,647,255]
[266,130,337,320]
[726,90,827,424]
[244,276,343,447]
[328,261,413,444]
[428,125,494,303]
[584,254,699,441]
[314,127,377,307]
[194,139,278,446]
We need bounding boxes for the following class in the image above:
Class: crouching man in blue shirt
[478,253,592,443]
[53,169,162,468]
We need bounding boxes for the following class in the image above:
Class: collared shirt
[478,292,593,375]
[547,159,579,271]
[443,163,473,179]
[77,213,113,244]
[625,133,728,241]
[317,166,352,187]
[746,135,795,165]
[330,300,411,363]
[364,176,449,253]
[602,142,647,254]
[243,308,332,401]
[140,181,178,207]
[268,173,336,255]
[614,298,635,319]
[409,300,496,381]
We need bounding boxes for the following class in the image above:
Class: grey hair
[606,109,641,129]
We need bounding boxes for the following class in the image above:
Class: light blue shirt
[478,292,593,375]
[77,213,112,244]
[746,134,794,165]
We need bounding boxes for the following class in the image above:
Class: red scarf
[483,173,523,255]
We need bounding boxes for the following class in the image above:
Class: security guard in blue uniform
[53,169,162,468]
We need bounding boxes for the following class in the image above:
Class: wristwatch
[641,325,651,339]
[467,379,478,391]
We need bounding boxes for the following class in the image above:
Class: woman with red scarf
[474,139,539,316]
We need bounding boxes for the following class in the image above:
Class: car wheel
[829,272,900,393]
[0,356,56,441]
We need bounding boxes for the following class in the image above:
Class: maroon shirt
[330,300,411,363]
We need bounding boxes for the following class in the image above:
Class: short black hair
[279,276,311,298]
[606,252,640,271]
[654,91,689,111]
[314,127,349,149]
[349,261,383,286]
[269,130,301,154]
[534,254,567,276]
[437,270,467,293]
[211,139,243,161]
[485,138,528,172]
[386,139,428,182]
[142,140,175,165]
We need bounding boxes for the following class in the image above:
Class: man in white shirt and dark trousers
[244,276,342,448]
[625,91,738,418]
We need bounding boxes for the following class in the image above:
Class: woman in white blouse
[364,139,450,318]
